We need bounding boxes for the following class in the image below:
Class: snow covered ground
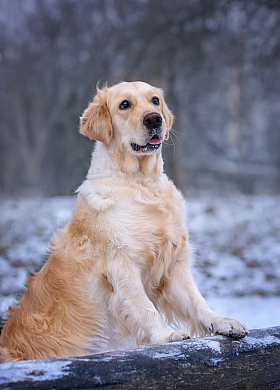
[0,195,279,330]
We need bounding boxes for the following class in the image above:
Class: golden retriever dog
[0,81,248,362]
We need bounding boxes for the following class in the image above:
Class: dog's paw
[169,330,190,342]
[150,329,190,345]
[210,317,249,338]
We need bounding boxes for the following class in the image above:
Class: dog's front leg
[106,254,190,346]
[161,253,248,338]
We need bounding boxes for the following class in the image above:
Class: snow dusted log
[0,326,280,390]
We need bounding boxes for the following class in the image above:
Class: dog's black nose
[143,112,162,130]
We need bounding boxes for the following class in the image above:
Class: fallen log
[0,326,279,390]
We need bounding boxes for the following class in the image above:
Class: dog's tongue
[148,135,161,145]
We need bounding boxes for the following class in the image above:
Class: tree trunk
[1,326,279,389]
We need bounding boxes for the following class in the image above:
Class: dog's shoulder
[77,178,118,211]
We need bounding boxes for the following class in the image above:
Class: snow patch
[152,350,180,359]
[187,338,222,353]
[210,357,224,365]
[0,359,71,382]
[243,334,280,348]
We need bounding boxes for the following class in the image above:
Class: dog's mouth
[131,135,162,153]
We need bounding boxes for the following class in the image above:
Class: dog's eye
[152,97,159,105]
[119,100,131,110]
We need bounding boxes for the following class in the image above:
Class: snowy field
[0,195,279,331]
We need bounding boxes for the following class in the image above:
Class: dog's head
[80,81,173,156]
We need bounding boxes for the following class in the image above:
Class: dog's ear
[80,87,113,145]
[161,97,174,141]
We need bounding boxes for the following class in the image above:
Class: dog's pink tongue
[148,136,161,145]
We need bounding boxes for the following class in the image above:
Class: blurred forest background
[0,0,280,197]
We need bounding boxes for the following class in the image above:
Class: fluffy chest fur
[77,171,188,279]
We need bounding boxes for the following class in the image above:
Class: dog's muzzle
[131,113,163,153]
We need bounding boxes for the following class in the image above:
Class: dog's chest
[111,179,188,260]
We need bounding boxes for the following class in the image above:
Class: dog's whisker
[167,133,176,158]
[169,129,182,144]
[170,128,184,136]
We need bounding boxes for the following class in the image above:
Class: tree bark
[0,326,280,389]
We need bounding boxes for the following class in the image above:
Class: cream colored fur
[0,81,248,362]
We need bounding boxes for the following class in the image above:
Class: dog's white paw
[169,330,190,342]
[209,317,249,338]
[150,329,190,345]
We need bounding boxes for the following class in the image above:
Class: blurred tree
[0,0,279,196]
[0,0,121,194]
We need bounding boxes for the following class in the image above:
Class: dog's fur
[0,81,248,362]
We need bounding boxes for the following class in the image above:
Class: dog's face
[80,81,173,156]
